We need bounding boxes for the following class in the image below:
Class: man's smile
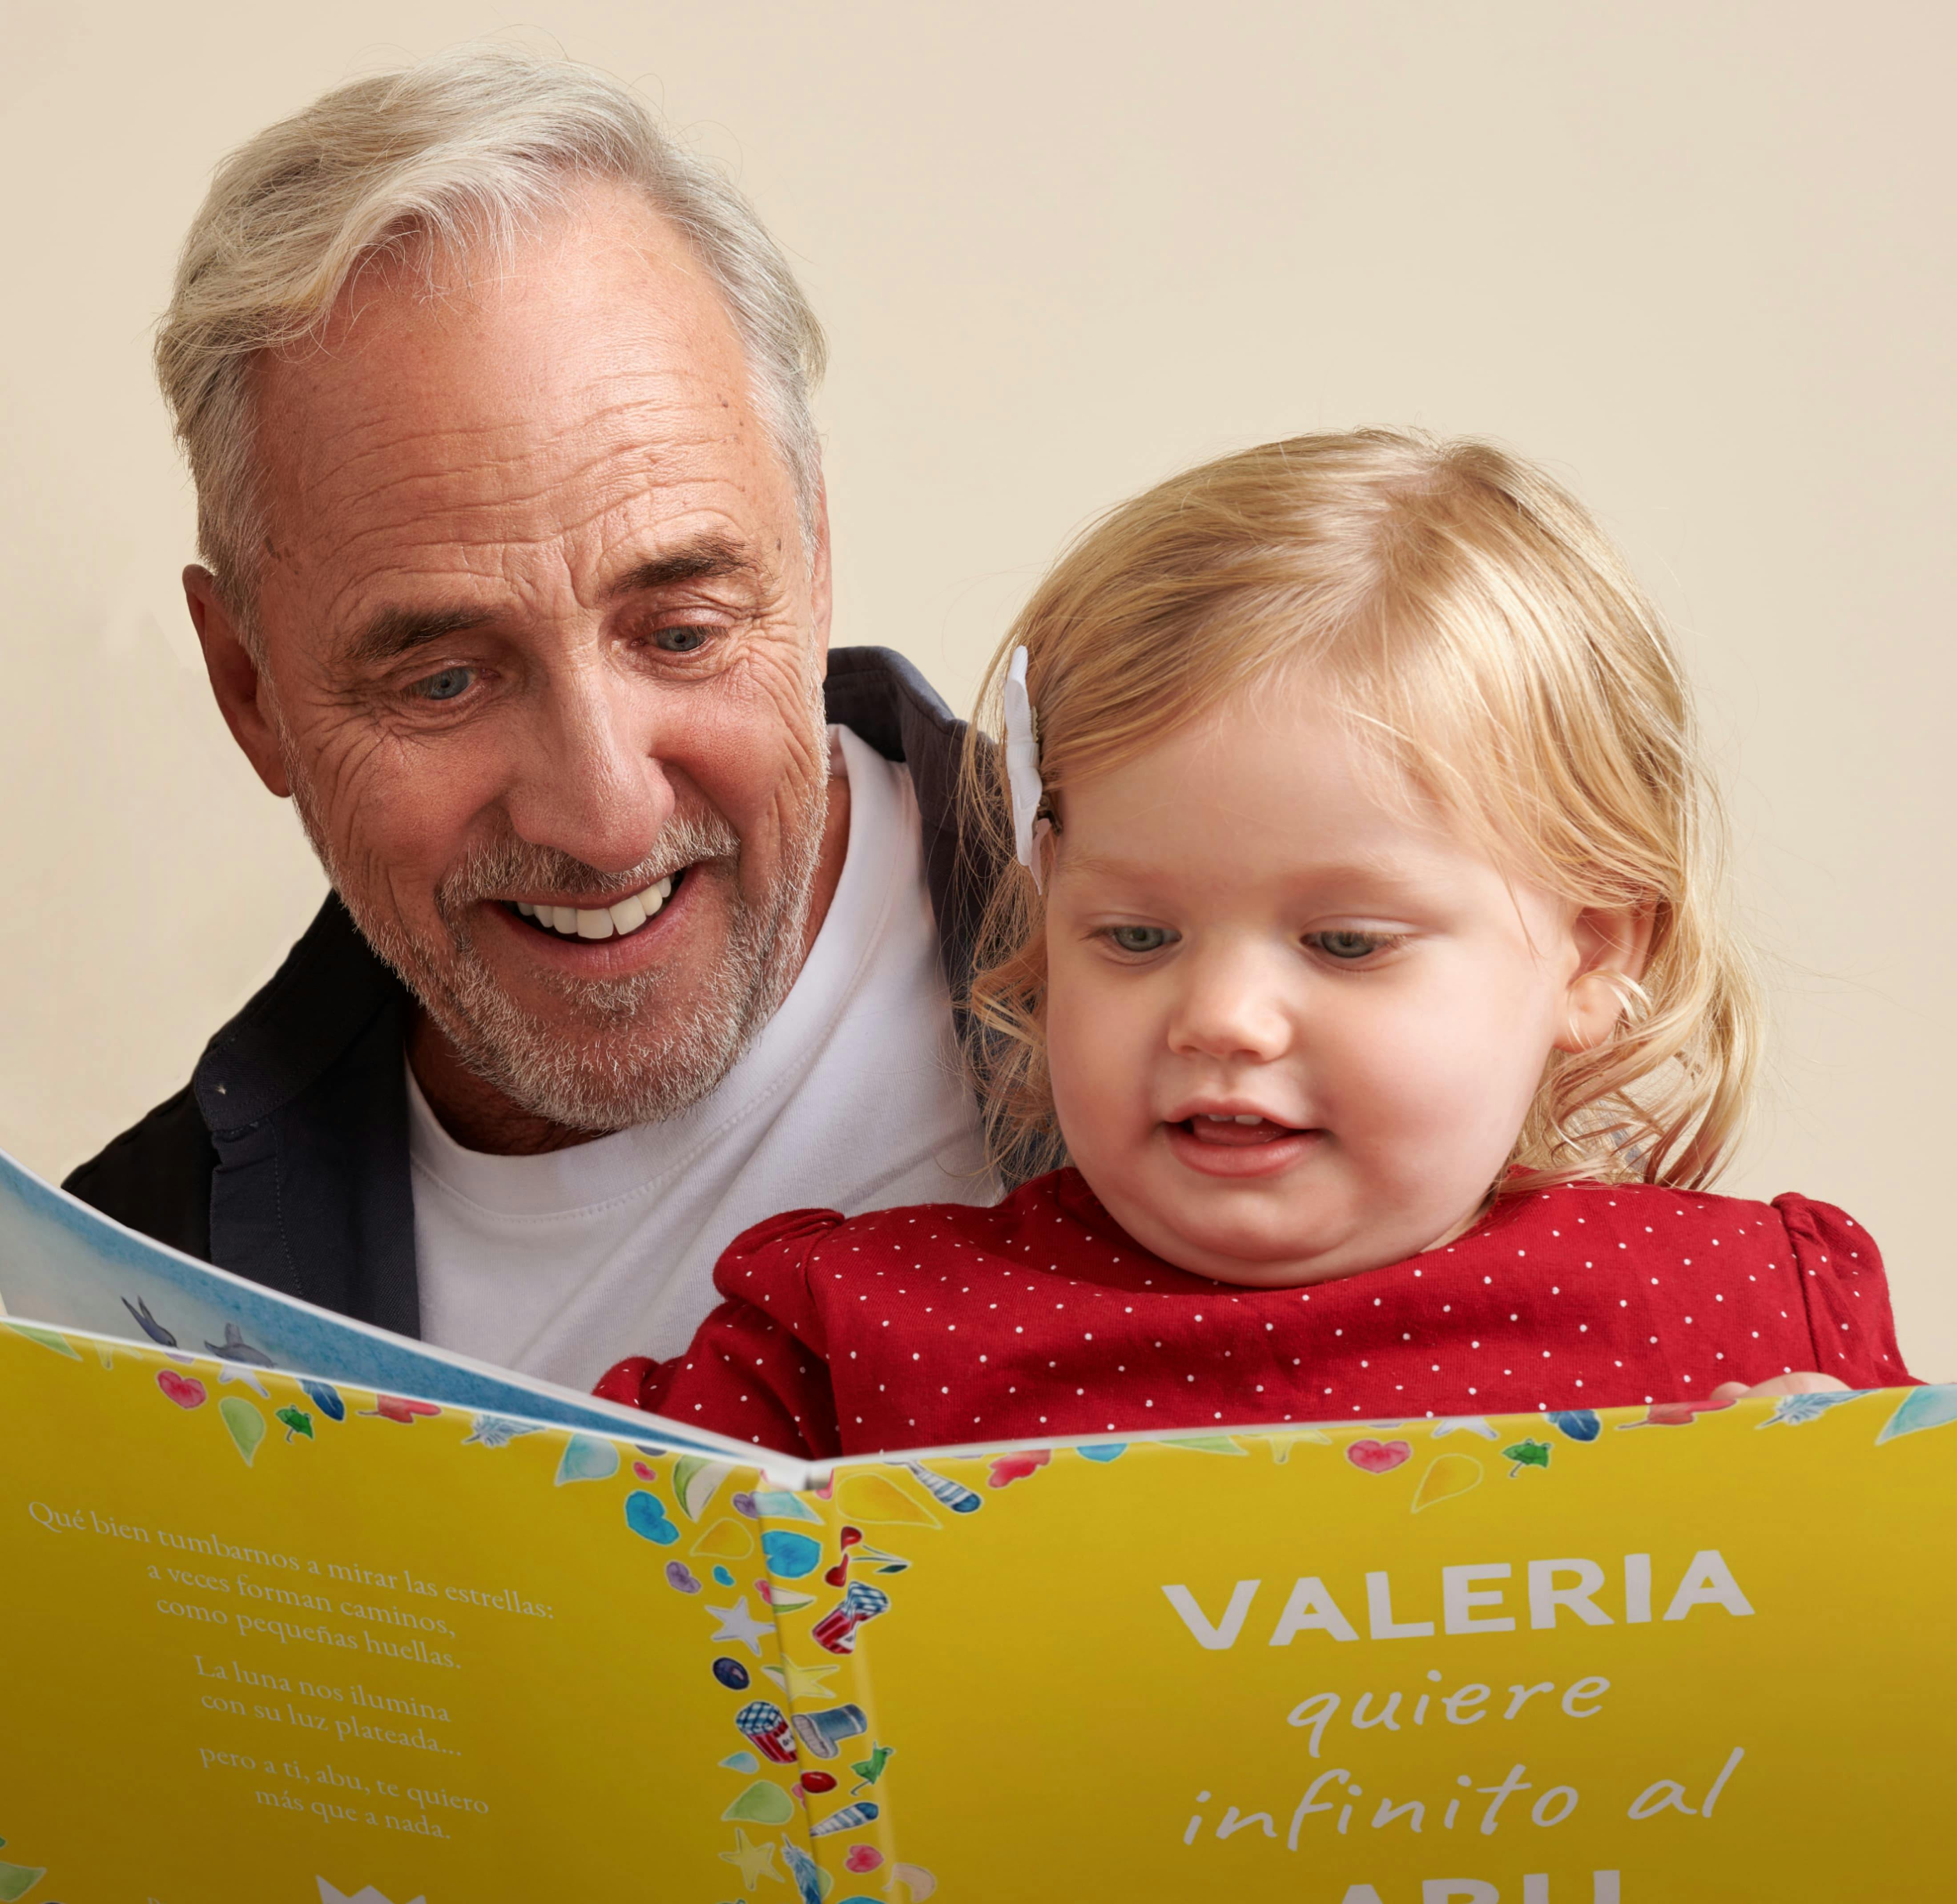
[509,869,682,941]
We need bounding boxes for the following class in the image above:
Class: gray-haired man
[67,49,1001,1388]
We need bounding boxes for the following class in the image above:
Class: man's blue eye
[655,625,711,654]
[414,666,473,702]
[1313,930,1381,960]
[1109,925,1172,954]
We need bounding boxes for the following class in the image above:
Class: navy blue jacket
[63,648,999,1337]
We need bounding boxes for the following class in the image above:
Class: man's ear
[807,476,834,672]
[184,565,291,798]
[1554,902,1657,1054]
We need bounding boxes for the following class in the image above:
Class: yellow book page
[0,1321,812,1901]
[810,1393,1957,1901]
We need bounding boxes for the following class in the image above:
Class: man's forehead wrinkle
[286,396,749,548]
[303,492,769,657]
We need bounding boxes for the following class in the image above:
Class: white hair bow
[1003,646,1051,891]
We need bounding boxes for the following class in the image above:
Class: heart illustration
[156,1369,207,1410]
[634,1460,660,1481]
[845,1846,884,1873]
[624,1489,680,1545]
[1345,1438,1412,1475]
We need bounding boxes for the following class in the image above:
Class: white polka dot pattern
[596,1174,1910,1457]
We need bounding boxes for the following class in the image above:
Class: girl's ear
[1554,903,1656,1054]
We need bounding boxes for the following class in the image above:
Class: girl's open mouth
[1180,1113,1302,1147]
[1166,1114,1322,1178]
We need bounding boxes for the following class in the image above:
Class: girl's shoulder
[1498,1179,1881,1273]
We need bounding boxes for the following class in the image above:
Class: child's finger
[1709,1372,1851,1404]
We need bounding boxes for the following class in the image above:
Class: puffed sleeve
[1772,1195,1917,1388]
[592,1209,850,1459]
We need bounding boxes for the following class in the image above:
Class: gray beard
[293,791,828,1135]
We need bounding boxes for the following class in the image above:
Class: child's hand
[1709,1372,1850,1404]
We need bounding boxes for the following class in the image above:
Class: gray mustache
[435,811,743,921]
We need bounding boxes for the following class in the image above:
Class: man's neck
[409,775,854,1156]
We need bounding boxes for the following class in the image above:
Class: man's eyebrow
[345,605,496,668]
[340,536,754,666]
[605,535,752,600]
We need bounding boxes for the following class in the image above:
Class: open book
[0,1145,1949,1902]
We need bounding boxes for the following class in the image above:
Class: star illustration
[762,1658,841,1700]
[707,1597,773,1658]
[717,1827,781,1890]
[1432,1416,1499,1441]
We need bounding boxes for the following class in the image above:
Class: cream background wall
[4,4,1952,1368]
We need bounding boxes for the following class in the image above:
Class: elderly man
[65,48,1002,1388]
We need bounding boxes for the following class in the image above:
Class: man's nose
[501,663,673,874]
[1166,941,1298,1065]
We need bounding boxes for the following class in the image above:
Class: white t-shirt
[409,725,997,1389]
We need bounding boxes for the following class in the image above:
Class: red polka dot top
[595,1169,1915,1458]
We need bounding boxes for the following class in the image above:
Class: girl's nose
[1165,944,1297,1064]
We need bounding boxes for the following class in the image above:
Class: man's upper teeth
[516,875,674,939]
[1202,1113,1267,1125]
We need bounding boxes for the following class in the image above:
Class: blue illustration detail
[761,1529,824,1579]
[896,1458,983,1513]
[1877,1385,1957,1444]
[1077,1443,1128,1463]
[556,1434,621,1485]
[203,1321,275,1367]
[299,1378,346,1422]
[712,1563,737,1587]
[1546,1409,1601,1443]
[753,1487,824,1523]
[782,1841,825,1904]
[463,1413,541,1448]
[121,1295,177,1346]
[713,1656,752,1690]
[720,1750,760,1773]
[1760,1390,1869,1428]
[624,1490,679,1545]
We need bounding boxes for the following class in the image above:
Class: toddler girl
[598,430,1913,1454]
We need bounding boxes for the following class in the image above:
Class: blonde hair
[963,429,1761,1195]
[156,44,826,632]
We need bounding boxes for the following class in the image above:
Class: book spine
[755,1482,901,1894]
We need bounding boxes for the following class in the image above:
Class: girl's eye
[1309,929,1389,961]
[411,666,474,703]
[1107,924,1175,955]
[653,625,714,654]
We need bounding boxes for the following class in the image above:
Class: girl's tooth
[550,906,579,934]
[1236,1114,1261,1125]
[575,909,614,940]
[609,895,648,935]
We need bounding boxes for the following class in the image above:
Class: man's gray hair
[156,45,828,624]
